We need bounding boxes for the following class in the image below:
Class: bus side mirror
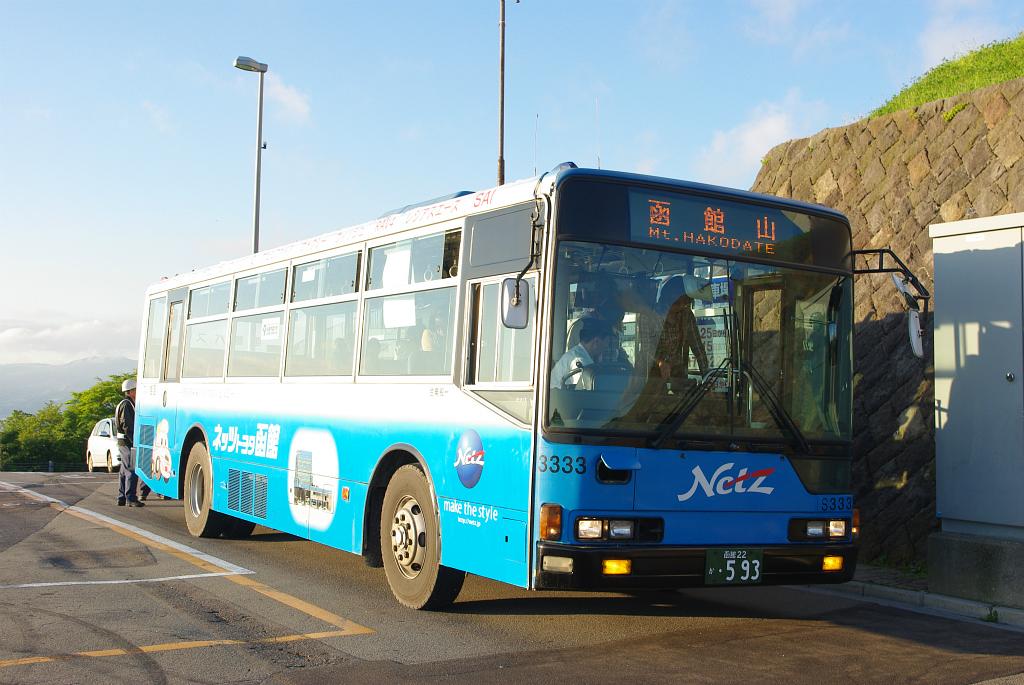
[502,278,529,329]
[892,274,924,359]
[907,309,924,358]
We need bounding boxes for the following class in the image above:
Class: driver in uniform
[550,319,615,389]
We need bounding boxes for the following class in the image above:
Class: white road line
[0,572,242,589]
[0,480,253,577]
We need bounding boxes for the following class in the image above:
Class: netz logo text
[454,447,485,468]
[677,463,776,502]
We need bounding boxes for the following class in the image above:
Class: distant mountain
[0,357,136,419]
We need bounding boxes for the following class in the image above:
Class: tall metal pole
[497,0,506,186]
[252,70,265,254]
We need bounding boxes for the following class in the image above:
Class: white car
[86,418,121,472]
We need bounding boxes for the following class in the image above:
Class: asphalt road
[1,472,1022,685]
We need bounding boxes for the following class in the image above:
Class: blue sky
[1,0,1021,364]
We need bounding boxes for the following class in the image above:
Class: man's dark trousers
[118,446,139,503]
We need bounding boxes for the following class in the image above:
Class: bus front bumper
[535,542,858,590]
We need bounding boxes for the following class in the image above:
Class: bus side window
[471,277,536,385]
[285,301,357,377]
[467,276,536,423]
[142,296,168,379]
[361,288,456,376]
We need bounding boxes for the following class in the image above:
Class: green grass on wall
[871,33,1024,118]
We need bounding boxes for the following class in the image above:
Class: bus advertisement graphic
[151,419,173,482]
[454,430,485,488]
[287,427,339,530]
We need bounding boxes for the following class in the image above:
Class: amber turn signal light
[602,559,632,575]
[540,503,562,541]
[822,555,844,572]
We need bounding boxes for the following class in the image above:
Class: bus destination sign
[629,189,813,260]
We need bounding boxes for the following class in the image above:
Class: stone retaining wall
[751,77,1024,564]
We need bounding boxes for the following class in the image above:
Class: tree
[0,371,134,471]
[0,410,33,469]
[64,372,134,439]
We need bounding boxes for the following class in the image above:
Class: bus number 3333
[538,454,587,475]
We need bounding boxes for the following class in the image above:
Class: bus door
[148,287,187,495]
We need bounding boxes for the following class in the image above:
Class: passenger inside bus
[420,311,447,353]
[331,337,354,374]
[653,275,710,389]
[362,337,382,372]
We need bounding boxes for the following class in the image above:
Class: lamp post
[497,1,505,186]
[234,56,268,254]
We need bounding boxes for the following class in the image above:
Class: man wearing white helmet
[115,379,144,507]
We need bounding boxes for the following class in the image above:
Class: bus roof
[553,167,850,225]
[146,175,541,295]
[146,166,849,295]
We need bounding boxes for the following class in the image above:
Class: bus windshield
[547,240,852,446]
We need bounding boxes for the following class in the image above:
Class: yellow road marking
[56,505,227,574]
[227,574,373,634]
[1,483,374,641]
[0,630,352,669]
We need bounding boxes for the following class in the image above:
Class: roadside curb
[806,580,1024,630]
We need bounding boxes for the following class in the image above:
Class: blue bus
[135,166,866,609]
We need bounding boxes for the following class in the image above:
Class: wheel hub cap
[390,495,426,579]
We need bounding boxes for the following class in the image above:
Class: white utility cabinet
[929,211,1024,609]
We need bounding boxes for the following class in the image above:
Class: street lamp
[234,56,268,254]
[497,0,505,186]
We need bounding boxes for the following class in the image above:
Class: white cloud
[692,89,828,189]
[399,124,422,142]
[632,2,692,72]
[747,0,805,30]
[0,319,139,365]
[743,1,848,58]
[266,74,311,124]
[632,158,660,175]
[626,129,663,175]
[142,100,174,134]
[918,3,1005,70]
[23,106,53,121]
[792,20,851,57]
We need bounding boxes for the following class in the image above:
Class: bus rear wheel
[183,442,228,538]
[380,464,465,610]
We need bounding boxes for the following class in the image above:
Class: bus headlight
[803,519,848,539]
[577,519,603,539]
[608,520,634,539]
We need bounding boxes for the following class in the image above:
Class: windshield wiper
[742,361,811,454]
[647,357,811,453]
[649,358,731,449]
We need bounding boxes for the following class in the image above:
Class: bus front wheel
[380,464,465,610]
[183,443,228,538]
